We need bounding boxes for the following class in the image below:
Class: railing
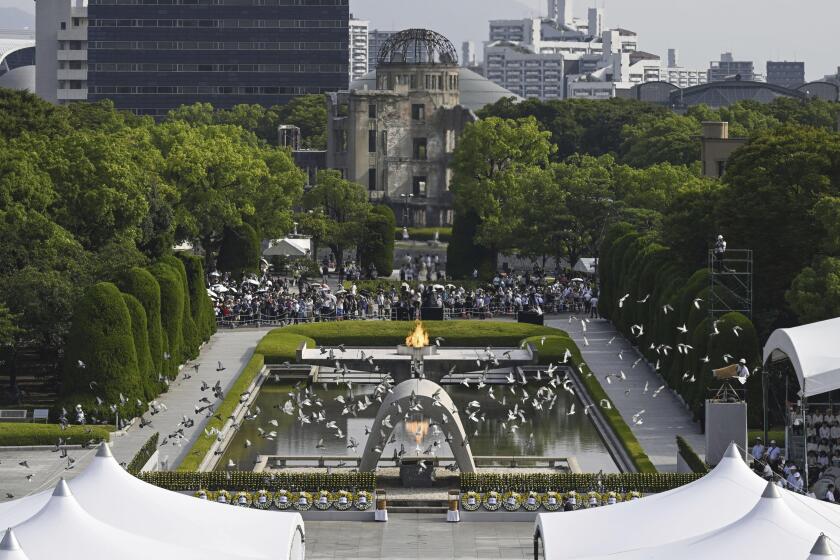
[253,455,571,472]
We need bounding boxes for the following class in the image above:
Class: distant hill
[0,7,35,31]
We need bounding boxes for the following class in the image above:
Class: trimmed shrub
[179,253,216,341]
[62,282,144,418]
[217,223,260,278]
[161,256,199,360]
[460,472,702,493]
[359,205,395,278]
[117,267,165,381]
[128,432,160,473]
[676,436,709,474]
[122,293,158,400]
[141,471,376,492]
[0,424,110,446]
[148,262,184,374]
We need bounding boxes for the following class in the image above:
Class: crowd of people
[208,263,600,327]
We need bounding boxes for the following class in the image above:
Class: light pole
[400,193,414,227]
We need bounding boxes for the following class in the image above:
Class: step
[388,505,448,514]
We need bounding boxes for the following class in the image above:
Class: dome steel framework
[377,29,458,66]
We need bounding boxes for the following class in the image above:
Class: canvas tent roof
[535,443,840,559]
[763,317,840,397]
[572,258,598,275]
[263,238,310,258]
[0,444,304,560]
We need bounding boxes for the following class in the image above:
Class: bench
[0,410,27,421]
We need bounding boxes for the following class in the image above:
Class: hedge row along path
[548,317,706,472]
[109,328,273,467]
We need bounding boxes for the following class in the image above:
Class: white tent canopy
[572,258,598,275]
[576,483,828,560]
[0,444,304,560]
[263,238,311,258]
[763,317,840,397]
[0,530,29,560]
[536,443,840,559]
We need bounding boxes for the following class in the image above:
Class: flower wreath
[354,490,373,511]
[541,492,561,512]
[293,491,313,511]
[334,490,353,511]
[235,491,253,508]
[215,490,232,505]
[314,490,333,510]
[483,491,501,511]
[502,491,522,511]
[586,491,601,508]
[461,491,482,512]
[522,491,541,512]
[253,490,272,510]
[626,491,641,501]
[194,490,211,501]
[273,489,293,510]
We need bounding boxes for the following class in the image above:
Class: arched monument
[359,378,476,473]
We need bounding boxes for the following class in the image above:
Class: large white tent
[535,443,840,559]
[763,317,840,397]
[0,444,305,560]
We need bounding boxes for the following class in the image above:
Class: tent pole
[802,392,808,490]
[762,366,768,444]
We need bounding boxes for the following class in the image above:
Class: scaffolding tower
[708,248,753,320]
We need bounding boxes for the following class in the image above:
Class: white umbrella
[335,288,347,295]
[433,284,445,290]
[206,289,219,300]
[243,278,260,286]
[209,271,221,277]
[570,278,585,283]
[212,284,229,293]
[446,284,456,289]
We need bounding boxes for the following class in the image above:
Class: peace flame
[405,320,429,348]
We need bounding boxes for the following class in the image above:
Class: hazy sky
[3,0,837,79]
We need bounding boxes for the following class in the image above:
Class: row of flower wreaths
[193,489,643,512]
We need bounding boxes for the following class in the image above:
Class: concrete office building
[766,61,805,89]
[369,30,404,71]
[485,0,655,101]
[35,0,89,104]
[328,29,517,227]
[660,47,707,88]
[699,121,748,178]
[349,17,369,82]
[708,52,757,82]
[84,0,349,116]
[461,41,476,67]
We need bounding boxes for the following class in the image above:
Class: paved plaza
[306,515,532,559]
[549,316,706,470]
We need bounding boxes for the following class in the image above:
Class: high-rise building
[708,52,756,82]
[766,61,805,89]
[349,18,369,82]
[660,47,707,88]
[35,0,89,104]
[547,0,573,28]
[461,41,476,67]
[587,8,604,38]
[368,30,399,71]
[85,0,349,117]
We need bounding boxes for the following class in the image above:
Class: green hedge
[177,353,265,470]
[117,267,165,381]
[128,432,160,473]
[395,226,452,243]
[61,282,144,419]
[162,256,199,361]
[676,436,709,474]
[179,253,216,342]
[148,262,184,375]
[599,223,762,424]
[524,335,657,473]
[139,471,376,492]
[460,472,702,493]
[217,223,261,278]
[122,293,159,400]
[256,333,316,365]
[0,424,111,446]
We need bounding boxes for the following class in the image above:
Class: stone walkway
[110,327,274,467]
[306,514,532,559]
[546,316,705,471]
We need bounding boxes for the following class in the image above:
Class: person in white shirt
[831,422,840,441]
[767,441,782,465]
[820,423,832,440]
[736,359,750,385]
[826,410,836,425]
[751,438,765,461]
[813,410,825,426]
[789,471,804,492]
[825,484,836,503]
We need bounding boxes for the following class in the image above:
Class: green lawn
[0,423,111,446]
